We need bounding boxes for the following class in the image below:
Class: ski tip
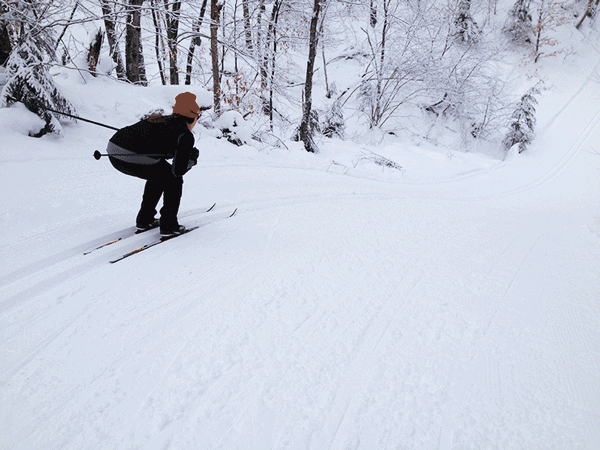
[229,208,238,218]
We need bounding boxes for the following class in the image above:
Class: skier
[107,92,201,236]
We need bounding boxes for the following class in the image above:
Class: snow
[1,31,600,450]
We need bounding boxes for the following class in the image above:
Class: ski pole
[93,150,170,160]
[7,96,120,131]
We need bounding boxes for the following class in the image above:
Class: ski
[109,206,237,264]
[83,237,123,255]
[109,226,199,263]
[83,203,216,256]
[83,221,159,255]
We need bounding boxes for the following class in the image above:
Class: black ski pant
[109,157,183,227]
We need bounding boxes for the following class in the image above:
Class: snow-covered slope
[1,32,600,450]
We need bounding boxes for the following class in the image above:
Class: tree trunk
[87,29,104,75]
[256,0,267,110]
[320,19,330,97]
[221,4,226,76]
[242,0,253,50]
[0,0,9,66]
[576,0,595,29]
[534,0,544,63]
[125,0,147,85]
[210,0,223,114]
[150,0,167,85]
[185,0,208,85]
[374,0,389,126]
[261,0,281,115]
[165,0,182,84]
[370,0,377,27]
[0,20,11,67]
[99,0,126,80]
[268,0,282,125]
[299,0,323,153]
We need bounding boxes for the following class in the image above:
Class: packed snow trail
[1,56,600,450]
[2,156,599,450]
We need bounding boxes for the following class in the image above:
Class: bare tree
[150,0,167,84]
[165,0,182,84]
[267,0,283,125]
[255,0,268,111]
[54,0,79,53]
[373,0,391,126]
[532,0,567,62]
[299,0,323,152]
[360,0,407,129]
[185,0,209,85]
[576,0,599,29]
[533,0,545,61]
[99,0,127,80]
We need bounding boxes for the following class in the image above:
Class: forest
[0,0,597,153]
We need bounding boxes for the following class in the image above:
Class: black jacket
[109,115,198,177]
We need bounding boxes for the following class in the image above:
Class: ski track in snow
[2,59,600,450]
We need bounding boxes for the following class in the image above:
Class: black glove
[187,147,199,170]
[190,147,199,163]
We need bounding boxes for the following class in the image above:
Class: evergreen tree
[504,0,534,44]
[1,39,76,137]
[453,0,481,45]
[502,85,540,153]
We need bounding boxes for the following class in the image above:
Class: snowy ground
[2,41,600,450]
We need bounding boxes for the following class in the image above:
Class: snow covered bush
[216,110,252,146]
[502,84,541,154]
[321,99,345,139]
[355,151,403,171]
[351,0,509,143]
[1,39,75,137]
[358,80,379,128]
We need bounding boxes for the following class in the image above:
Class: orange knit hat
[173,92,201,120]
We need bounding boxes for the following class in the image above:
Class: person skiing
[107,92,201,236]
